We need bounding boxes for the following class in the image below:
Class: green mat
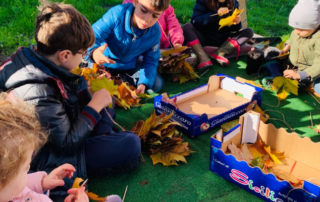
[89,56,320,202]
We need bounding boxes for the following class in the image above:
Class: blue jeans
[85,107,141,174]
[314,79,320,94]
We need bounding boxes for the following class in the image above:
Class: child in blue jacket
[89,0,171,94]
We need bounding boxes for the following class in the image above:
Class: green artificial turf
[88,56,320,202]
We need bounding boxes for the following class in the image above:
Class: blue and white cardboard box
[154,74,263,137]
[210,111,320,202]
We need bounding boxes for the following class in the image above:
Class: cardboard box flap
[221,77,256,100]
[207,75,222,92]
[241,111,260,144]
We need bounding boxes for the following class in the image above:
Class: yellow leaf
[162,46,188,57]
[87,192,107,202]
[245,80,262,88]
[252,40,270,50]
[248,147,265,159]
[177,75,189,84]
[150,151,187,166]
[264,146,283,165]
[271,77,298,100]
[138,93,150,98]
[72,66,83,76]
[72,177,84,188]
[253,105,269,123]
[90,77,119,97]
[219,9,243,30]
[82,68,98,81]
[276,41,286,50]
[162,110,174,123]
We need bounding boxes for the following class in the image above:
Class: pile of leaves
[159,46,199,84]
[72,64,149,109]
[271,76,298,101]
[131,111,194,166]
[227,140,303,187]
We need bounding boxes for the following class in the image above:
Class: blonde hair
[35,0,95,55]
[0,93,47,189]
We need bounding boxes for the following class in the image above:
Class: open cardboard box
[210,111,320,202]
[154,74,263,137]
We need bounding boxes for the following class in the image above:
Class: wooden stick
[200,69,209,77]
[308,91,320,105]
[80,179,88,188]
[210,10,232,17]
[122,185,128,202]
[310,111,314,126]
[290,161,297,175]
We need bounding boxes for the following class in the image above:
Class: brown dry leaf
[241,144,254,163]
[150,151,187,166]
[272,168,300,185]
[87,192,107,202]
[117,83,141,107]
[140,181,148,186]
[249,140,267,155]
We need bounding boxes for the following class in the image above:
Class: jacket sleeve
[88,8,117,57]
[191,0,219,30]
[26,172,47,193]
[138,42,161,88]
[166,5,184,45]
[302,40,320,82]
[33,94,102,154]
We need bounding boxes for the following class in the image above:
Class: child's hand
[92,44,116,66]
[233,15,241,24]
[64,187,89,202]
[217,7,230,16]
[42,164,76,192]
[88,88,113,112]
[283,70,300,80]
[174,43,182,49]
[136,84,146,95]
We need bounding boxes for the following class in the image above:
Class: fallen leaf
[140,181,148,186]
[276,40,286,50]
[219,9,244,30]
[271,77,298,100]
[245,80,262,88]
[87,192,107,202]
[72,177,84,188]
[264,146,283,165]
[272,168,300,185]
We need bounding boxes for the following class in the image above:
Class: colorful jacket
[122,0,184,49]
[89,4,161,88]
[0,46,100,198]
[10,172,51,202]
[286,29,320,82]
[191,0,241,47]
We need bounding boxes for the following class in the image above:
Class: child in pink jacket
[123,0,184,49]
[0,92,122,202]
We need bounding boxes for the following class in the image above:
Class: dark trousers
[85,107,141,174]
[183,23,253,47]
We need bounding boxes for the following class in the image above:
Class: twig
[80,179,88,188]
[310,111,314,126]
[104,108,125,131]
[122,185,128,202]
[290,161,297,175]
[140,153,146,163]
[200,69,209,77]
[308,91,320,105]
[210,10,231,17]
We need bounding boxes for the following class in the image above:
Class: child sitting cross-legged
[0,1,138,201]
[0,93,89,202]
[89,0,171,94]
[264,0,320,93]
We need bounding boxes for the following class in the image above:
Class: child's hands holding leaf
[174,43,182,49]
[65,186,89,202]
[92,44,116,66]
[135,84,146,98]
[217,7,230,16]
[88,88,113,112]
[42,164,76,192]
[283,70,300,80]
[233,15,241,24]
